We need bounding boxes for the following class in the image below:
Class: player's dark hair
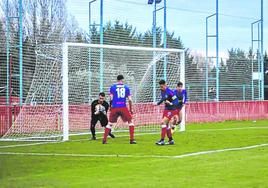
[117,75,124,81]
[99,92,105,97]
[177,82,183,87]
[159,79,166,85]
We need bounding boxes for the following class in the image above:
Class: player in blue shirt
[155,80,179,145]
[102,75,136,144]
[172,81,187,133]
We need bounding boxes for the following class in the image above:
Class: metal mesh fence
[0,0,265,105]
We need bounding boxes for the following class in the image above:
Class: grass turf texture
[0,120,268,188]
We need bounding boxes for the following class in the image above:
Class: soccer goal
[0,43,185,141]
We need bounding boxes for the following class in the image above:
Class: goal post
[179,50,185,132]
[1,43,185,141]
[62,43,69,141]
[62,43,186,141]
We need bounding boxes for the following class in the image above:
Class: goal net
[1,43,185,141]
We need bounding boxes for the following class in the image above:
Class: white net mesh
[1,43,184,141]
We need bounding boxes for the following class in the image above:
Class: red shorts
[162,109,178,120]
[109,107,132,123]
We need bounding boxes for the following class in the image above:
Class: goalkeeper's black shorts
[91,113,108,127]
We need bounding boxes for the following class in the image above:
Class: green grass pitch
[0,120,268,188]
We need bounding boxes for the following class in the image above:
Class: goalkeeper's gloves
[94,111,100,115]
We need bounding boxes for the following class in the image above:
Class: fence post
[243,84,246,101]
[9,53,12,129]
[202,86,205,101]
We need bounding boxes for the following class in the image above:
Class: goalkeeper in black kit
[90,92,115,140]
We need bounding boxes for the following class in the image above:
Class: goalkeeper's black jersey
[91,100,109,117]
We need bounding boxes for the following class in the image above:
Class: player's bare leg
[128,121,136,144]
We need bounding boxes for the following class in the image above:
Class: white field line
[173,143,268,158]
[189,126,268,132]
[0,143,267,159]
[0,142,62,149]
[0,126,267,148]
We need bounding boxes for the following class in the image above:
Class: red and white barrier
[186,101,268,123]
[0,101,267,136]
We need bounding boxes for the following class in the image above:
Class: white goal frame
[63,43,186,141]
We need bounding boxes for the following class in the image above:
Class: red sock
[161,126,167,140]
[166,127,172,139]
[129,126,134,141]
[103,127,111,142]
